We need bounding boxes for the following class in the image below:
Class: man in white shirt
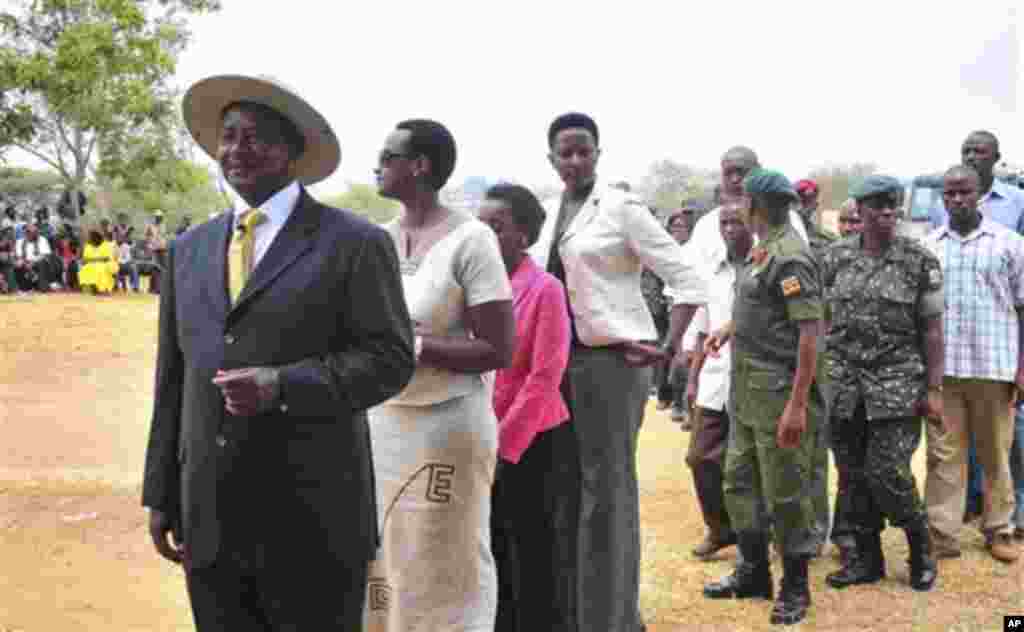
[676,147,829,555]
[685,199,751,559]
[115,237,138,292]
[14,222,59,291]
[686,146,808,265]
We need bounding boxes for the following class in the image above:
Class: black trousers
[686,408,732,536]
[830,405,927,534]
[14,256,60,290]
[185,545,368,631]
[492,420,579,632]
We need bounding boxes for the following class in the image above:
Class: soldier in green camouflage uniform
[821,175,944,592]
[703,170,824,626]
[795,178,837,556]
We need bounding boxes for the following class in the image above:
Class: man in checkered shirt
[923,164,1024,563]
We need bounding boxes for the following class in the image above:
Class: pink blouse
[493,255,571,463]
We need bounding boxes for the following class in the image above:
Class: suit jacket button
[280,402,289,413]
[224,334,235,345]
[215,435,227,447]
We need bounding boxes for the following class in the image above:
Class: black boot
[771,555,811,625]
[703,531,773,600]
[905,523,937,591]
[825,531,885,589]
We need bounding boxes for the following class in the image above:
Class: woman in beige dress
[365,119,516,632]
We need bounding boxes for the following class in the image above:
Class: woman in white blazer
[530,112,706,632]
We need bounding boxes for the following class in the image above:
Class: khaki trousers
[925,378,1016,538]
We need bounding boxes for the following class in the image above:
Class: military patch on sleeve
[929,267,942,287]
[781,276,802,297]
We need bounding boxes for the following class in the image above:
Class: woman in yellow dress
[78,228,117,294]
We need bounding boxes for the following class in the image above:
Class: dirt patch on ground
[1,293,1021,631]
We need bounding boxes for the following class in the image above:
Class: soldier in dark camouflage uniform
[795,178,837,556]
[821,175,944,592]
[702,170,823,626]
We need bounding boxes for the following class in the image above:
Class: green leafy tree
[0,91,34,160]
[321,182,402,225]
[640,159,715,218]
[0,0,220,217]
[0,165,63,196]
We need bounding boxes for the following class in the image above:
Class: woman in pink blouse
[478,184,575,632]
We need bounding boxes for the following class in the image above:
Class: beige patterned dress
[365,212,512,632]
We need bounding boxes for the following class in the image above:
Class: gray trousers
[564,345,650,632]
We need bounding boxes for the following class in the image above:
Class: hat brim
[182,75,340,185]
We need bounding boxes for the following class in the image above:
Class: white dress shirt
[15,236,52,262]
[692,252,739,412]
[529,181,707,347]
[233,180,300,269]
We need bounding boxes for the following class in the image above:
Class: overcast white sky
[11,1,1024,197]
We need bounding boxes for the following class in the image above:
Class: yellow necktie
[228,209,267,303]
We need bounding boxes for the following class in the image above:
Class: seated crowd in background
[0,206,171,296]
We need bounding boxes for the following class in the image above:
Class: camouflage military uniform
[725,222,825,557]
[822,234,944,534]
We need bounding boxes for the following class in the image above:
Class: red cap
[795,179,818,195]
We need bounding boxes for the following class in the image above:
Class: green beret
[850,175,902,201]
[743,168,799,200]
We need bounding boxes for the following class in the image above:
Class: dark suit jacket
[142,188,415,570]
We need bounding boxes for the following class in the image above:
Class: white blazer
[530,181,706,347]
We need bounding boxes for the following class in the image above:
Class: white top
[530,181,706,347]
[384,214,513,406]
[233,180,300,269]
[118,243,132,264]
[15,236,51,262]
[692,253,739,412]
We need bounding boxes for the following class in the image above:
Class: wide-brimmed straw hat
[182,74,340,185]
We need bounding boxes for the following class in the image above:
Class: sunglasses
[378,150,415,166]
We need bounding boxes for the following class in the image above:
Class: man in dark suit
[142,74,416,631]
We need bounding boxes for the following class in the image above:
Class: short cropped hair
[945,164,981,186]
[484,183,547,246]
[396,119,458,191]
[548,112,599,149]
[966,130,1000,153]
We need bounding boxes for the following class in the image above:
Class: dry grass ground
[0,293,1021,631]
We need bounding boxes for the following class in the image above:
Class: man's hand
[920,390,946,434]
[703,327,731,358]
[776,400,807,449]
[212,367,281,416]
[148,509,183,565]
[621,341,669,367]
[686,378,699,412]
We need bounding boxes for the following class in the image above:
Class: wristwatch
[927,383,943,393]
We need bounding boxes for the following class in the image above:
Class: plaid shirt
[925,218,1024,382]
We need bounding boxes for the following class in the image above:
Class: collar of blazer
[209,186,323,320]
[559,178,612,245]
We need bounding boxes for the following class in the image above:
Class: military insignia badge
[929,268,942,287]
[781,276,801,297]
